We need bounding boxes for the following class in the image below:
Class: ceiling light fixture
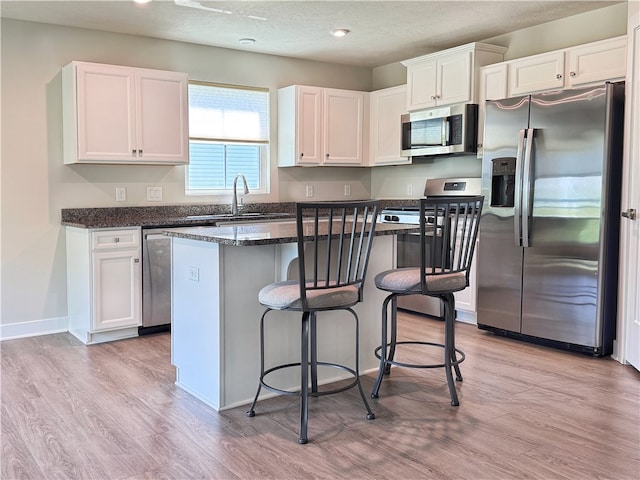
[331,29,350,38]
[132,0,152,4]
[239,38,256,45]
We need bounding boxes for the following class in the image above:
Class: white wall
[0,19,372,334]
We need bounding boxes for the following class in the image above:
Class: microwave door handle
[514,129,526,247]
[442,119,449,146]
[521,128,535,248]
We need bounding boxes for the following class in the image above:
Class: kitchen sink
[184,212,294,226]
[185,213,262,220]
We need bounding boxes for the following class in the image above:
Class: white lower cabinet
[454,240,478,323]
[66,227,141,344]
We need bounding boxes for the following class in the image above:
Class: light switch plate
[147,186,163,202]
[188,266,199,282]
[115,187,126,202]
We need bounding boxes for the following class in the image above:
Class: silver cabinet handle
[622,209,637,220]
[114,237,120,243]
[132,149,137,157]
[134,258,140,263]
[138,149,143,157]
[556,73,563,79]
[570,71,576,77]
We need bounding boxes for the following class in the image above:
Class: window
[186,82,269,195]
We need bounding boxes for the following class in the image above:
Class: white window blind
[186,82,269,194]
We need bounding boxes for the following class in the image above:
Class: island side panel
[171,237,222,409]
[219,242,292,409]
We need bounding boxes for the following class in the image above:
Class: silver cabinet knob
[556,73,563,80]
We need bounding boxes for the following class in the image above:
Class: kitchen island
[165,220,417,411]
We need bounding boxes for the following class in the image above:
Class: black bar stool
[371,196,484,406]
[247,200,379,444]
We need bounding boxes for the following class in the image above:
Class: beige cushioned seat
[375,267,468,294]
[259,281,360,310]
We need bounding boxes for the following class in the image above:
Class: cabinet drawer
[92,229,140,250]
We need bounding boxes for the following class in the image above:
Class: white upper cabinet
[402,43,506,111]
[566,36,627,87]
[508,51,565,96]
[507,36,627,96]
[63,61,189,165]
[478,63,509,158]
[369,84,410,166]
[278,85,367,167]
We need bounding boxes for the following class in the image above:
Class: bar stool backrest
[420,196,484,294]
[295,200,380,311]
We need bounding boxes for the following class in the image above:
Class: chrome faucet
[231,173,249,215]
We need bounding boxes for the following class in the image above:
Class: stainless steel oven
[380,177,481,318]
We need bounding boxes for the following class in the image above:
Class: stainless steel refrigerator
[477,82,625,356]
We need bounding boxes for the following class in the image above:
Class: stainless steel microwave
[401,103,478,157]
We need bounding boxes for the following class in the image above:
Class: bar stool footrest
[374,341,465,370]
[259,361,360,397]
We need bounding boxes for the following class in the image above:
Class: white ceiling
[0,0,623,68]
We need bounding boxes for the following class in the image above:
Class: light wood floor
[2,312,639,480]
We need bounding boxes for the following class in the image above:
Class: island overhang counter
[165,220,418,411]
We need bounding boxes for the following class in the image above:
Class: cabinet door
[478,63,508,158]
[92,249,141,331]
[323,89,364,165]
[296,86,323,165]
[567,36,627,88]
[454,240,478,313]
[406,59,438,110]
[508,51,565,96]
[136,69,189,164]
[438,51,473,105]
[369,85,410,166]
[76,63,136,162]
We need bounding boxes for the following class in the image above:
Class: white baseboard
[0,316,69,341]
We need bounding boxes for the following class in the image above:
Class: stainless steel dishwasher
[141,228,176,335]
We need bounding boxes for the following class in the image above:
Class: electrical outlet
[407,184,413,196]
[147,186,163,202]
[115,187,126,202]
[306,185,314,198]
[344,184,351,196]
[188,266,199,282]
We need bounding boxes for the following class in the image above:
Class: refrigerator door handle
[521,128,535,248]
[514,129,526,246]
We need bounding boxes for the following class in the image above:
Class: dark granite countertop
[164,221,419,247]
[61,200,419,229]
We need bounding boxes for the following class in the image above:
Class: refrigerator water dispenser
[491,157,516,207]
